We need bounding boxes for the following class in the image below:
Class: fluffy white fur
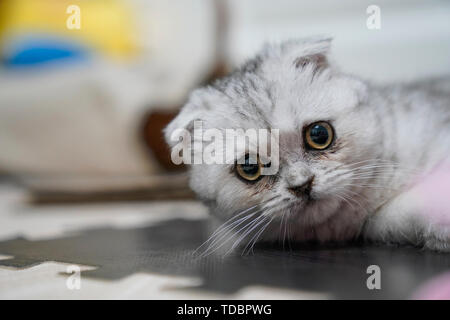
[165,37,450,254]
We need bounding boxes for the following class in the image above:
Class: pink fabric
[411,163,450,300]
[414,162,450,227]
[412,272,450,300]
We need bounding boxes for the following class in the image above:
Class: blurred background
[0,0,449,203]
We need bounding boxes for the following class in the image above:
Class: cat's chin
[202,197,365,256]
[286,195,342,225]
[264,197,365,243]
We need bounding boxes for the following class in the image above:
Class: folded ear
[164,90,207,149]
[294,52,328,70]
[281,36,332,73]
[164,105,200,149]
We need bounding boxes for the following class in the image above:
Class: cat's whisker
[244,202,296,255]
[194,197,278,256]
[334,165,420,184]
[351,167,418,175]
[341,183,393,189]
[278,211,285,243]
[237,203,294,256]
[335,193,357,212]
[210,214,268,257]
[324,159,381,171]
[198,199,283,257]
[341,188,370,208]
[330,167,397,181]
[287,214,293,251]
[335,190,369,216]
[225,214,270,255]
[331,160,419,178]
[354,163,419,172]
[324,159,399,174]
[283,209,290,250]
[224,202,293,256]
[197,212,262,257]
[194,209,258,255]
[242,216,275,256]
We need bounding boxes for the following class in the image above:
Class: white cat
[165,37,450,254]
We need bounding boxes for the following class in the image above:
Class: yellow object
[0,0,139,60]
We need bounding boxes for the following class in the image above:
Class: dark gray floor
[0,218,449,299]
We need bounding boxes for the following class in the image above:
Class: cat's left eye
[236,154,262,181]
[304,121,334,150]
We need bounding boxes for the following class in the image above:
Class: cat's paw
[414,163,450,252]
[424,238,450,252]
[422,226,450,252]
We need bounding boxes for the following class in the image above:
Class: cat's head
[165,37,381,246]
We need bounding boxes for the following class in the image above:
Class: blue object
[2,36,89,68]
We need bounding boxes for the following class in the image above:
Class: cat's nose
[287,177,314,198]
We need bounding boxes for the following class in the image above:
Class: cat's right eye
[235,154,262,181]
[304,121,334,150]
